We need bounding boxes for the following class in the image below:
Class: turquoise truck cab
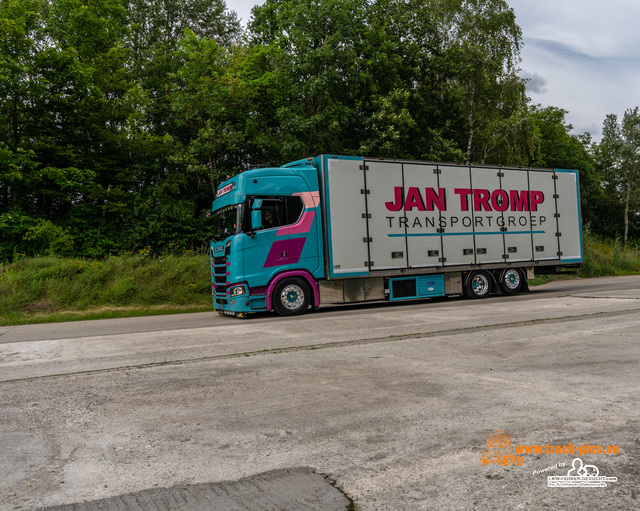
[210,157,324,317]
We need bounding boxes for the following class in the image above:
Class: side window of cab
[285,196,304,225]
[250,196,304,231]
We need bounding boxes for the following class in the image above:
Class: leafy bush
[579,230,640,277]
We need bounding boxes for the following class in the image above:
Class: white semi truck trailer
[210,155,582,316]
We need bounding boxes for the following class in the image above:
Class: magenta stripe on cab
[277,210,315,236]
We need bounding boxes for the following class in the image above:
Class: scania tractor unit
[210,155,582,317]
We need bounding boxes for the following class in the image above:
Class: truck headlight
[230,286,245,296]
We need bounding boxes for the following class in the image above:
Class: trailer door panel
[527,170,560,261]
[364,160,409,270]
[556,170,583,262]
[470,167,505,264]
[402,163,445,268]
[325,158,369,276]
[437,165,476,266]
[500,168,534,262]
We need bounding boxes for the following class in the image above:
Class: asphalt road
[1,275,639,510]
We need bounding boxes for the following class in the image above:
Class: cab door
[243,198,288,287]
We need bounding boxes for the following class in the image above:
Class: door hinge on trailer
[497,171,504,177]
[361,189,370,194]
[363,237,372,242]
[552,174,559,180]
[362,213,371,218]
[364,261,374,267]
[438,257,446,263]
[433,168,441,174]
[360,164,369,171]
[557,251,563,256]
[556,232,562,237]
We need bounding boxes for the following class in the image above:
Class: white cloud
[510,0,640,140]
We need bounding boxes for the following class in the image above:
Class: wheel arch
[266,270,319,312]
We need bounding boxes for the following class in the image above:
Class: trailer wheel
[273,278,311,316]
[464,270,492,299]
[498,268,524,295]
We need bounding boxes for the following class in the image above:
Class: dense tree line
[0,0,638,262]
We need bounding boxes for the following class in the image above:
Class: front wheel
[463,270,492,299]
[272,278,311,316]
[498,268,524,295]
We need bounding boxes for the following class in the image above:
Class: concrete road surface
[1,275,639,510]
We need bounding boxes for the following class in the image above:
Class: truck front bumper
[213,284,267,316]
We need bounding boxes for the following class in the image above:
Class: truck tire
[273,278,311,316]
[464,270,492,299]
[498,268,524,295]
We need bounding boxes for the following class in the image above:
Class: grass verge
[0,254,212,326]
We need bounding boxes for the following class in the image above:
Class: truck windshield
[213,204,242,241]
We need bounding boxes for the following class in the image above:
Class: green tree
[441,0,528,165]
[170,33,250,192]
[360,88,416,158]
[119,0,242,253]
[125,0,241,135]
[0,0,43,212]
[363,0,463,161]
[249,0,375,158]
[527,105,604,236]
[598,107,640,245]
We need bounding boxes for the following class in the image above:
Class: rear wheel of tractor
[463,270,492,299]
[273,278,311,316]
[498,268,524,295]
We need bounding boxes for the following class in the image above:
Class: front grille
[212,247,230,306]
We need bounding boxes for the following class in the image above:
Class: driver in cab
[263,210,278,229]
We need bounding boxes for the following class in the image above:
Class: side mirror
[251,198,263,231]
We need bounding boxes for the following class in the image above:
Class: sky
[229,0,640,141]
